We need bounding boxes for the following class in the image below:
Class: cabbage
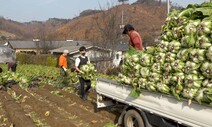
[156,40,169,52]
[181,33,196,48]
[152,63,162,73]
[118,74,132,85]
[189,49,206,63]
[170,72,185,84]
[197,20,212,35]
[154,53,165,64]
[172,26,184,40]
[165,52,176,62]
[140,67,150,78]
[196,35,212,49]
[140,53,153,66]
[80,63,96,80]
[182,87,199,99]
[206,46,212,62]
[200,62,212,78]
[171,60,185,72]
[156,82,170,94]
[184,61,200,74]
[171,79,184,100]
[163,63,172,72]
[148,72,161,82]
[162,74,172,85]
[146,81,157,92]
[168,40,181,53]
[177,49,191,61]
[195,88,212,104]
[138,78,147,89]
[202,79,212,88]
[184,74,204,88]
[185,20,200,34]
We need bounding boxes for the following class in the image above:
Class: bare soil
[0,84,121,127]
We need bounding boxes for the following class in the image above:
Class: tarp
[0,46,15,63]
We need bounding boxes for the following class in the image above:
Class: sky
[0,0,209,23]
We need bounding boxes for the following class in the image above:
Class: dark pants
[11,64,17,72]
[0,67,2,73]
[8,63,17,72]
[79,77,91,98]
[59,68,69,88]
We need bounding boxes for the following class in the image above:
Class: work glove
[63,67,67,72]
[79,70,84,74]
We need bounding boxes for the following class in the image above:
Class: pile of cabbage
[119,2,212,106]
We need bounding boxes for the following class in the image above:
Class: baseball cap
[79,46,86,51]
[63,50,69,54]
[122,24,134,34]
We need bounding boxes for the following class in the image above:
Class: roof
[0,41,8,46]
[49,45,111,55]
[106,41,129,52]
[114,42,129,51]
[8,40,92,49]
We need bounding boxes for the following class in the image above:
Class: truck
[96,77,212,127]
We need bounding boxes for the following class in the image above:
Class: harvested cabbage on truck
[119,1,212,106]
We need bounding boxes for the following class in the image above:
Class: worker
[122,24,143,50]
[59,49,69,87]
[6,57,17,72]
[0,67,2,73]
[75,46,91,101]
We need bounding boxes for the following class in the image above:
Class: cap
[63,50,69,54]
[122,24,134,34]
[79,46,86,51]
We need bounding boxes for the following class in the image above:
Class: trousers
[79,77,91,98]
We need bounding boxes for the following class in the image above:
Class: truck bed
[96,78,212,127]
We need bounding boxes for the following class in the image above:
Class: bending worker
[122,24,143,50]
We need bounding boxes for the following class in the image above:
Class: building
[49,45,113,72]
[112,42,129,67]
[7,40,92,54]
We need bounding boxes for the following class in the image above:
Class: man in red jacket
[122,24,143,50]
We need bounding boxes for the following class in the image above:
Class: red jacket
[129,31,143,50]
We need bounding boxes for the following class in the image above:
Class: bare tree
[87,2,124,72]
[92,3,121,48]
[33,23,57,54]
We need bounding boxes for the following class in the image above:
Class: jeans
[79,77,91,98]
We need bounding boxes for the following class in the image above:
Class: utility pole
[167,0,170,14]
[118,0,128,44]
[120,9,124,44]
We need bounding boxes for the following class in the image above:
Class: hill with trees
[0,1,171,47]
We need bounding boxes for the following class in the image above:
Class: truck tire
[124,109,145,127]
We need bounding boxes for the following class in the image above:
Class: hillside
[54,3,167,46]
[0,3,167,46]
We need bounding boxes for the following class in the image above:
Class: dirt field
[0,84,121,127]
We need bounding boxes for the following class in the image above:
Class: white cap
[63,50,69,54]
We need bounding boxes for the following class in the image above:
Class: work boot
[82,95,87,101]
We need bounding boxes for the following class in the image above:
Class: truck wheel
[124,109,145,127]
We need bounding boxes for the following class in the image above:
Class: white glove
[79,70,84,74]
[63,67,67,72]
